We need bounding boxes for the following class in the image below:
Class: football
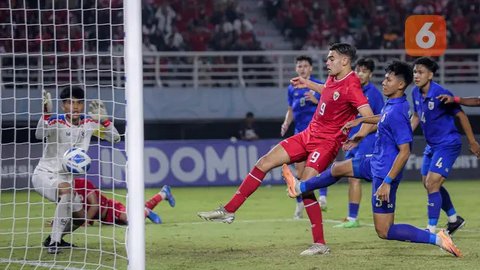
[62,147,91,174]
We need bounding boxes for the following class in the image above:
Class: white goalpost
[0,0,144,269]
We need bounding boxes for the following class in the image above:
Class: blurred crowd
[263,0,480,50]
[1,0,478,55]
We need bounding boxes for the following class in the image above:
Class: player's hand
[290,76,308,89]
[89,100,109,122]
[437,94,454,104]
[342,138,359,151]
[341,118,362,134]
[374,182,391,203]
[304,91,318,104]
[469,141,480,158]
[280,123,289,137]
[42,89,53,113]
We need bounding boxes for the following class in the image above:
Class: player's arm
[281,106,294,137]
[85,191,100,225]
[36,90,55,140]
[410,112,420,131]
[375,143,410,203]
[89,100,121,143]
[438,95,480,107]
[290,77,325,94]
[350,105,376,138]
[455,111,480,158]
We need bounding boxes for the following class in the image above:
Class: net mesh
[0,0,127,269]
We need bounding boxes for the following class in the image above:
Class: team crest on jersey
[428,101,434,110]
[294,92,299,96]
[333,91,340,101]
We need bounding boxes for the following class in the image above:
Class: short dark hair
[355,57,375,72]
[60,86,85,100]
[295,55,313,66]
[246,112,254,118]
[413,57,439,74]
[329,43,356,61]
[385,60,413,88]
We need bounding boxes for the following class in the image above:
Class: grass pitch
[1,180,480,269]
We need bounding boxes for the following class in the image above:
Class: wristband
[453,96,461,104]
[383,176,393,184]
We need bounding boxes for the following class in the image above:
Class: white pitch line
[164,218,479,233]
[0,258,85,270]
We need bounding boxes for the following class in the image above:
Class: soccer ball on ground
[62,147,91,174]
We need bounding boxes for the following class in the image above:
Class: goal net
[0,0,131,269]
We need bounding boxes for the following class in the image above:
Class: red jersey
[307,71,369,141]
[74,178,109,211]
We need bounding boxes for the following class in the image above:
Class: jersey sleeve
[390,109,413,146]
[35,114,59,139]
[347,77,369,109]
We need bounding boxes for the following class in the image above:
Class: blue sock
[427,192,442,226]
[300,167,339,193]
[348,203,360,219]
[319,188,328,196]
[439,186,456,216]
[386,224,435,244]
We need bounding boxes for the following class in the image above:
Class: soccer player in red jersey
[198,43,374,255]
[73,178,175,225]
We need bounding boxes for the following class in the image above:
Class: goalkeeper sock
[224,166,266,213]
[51,193,72,244]
[145,194,163,210]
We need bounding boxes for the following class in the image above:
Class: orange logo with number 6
[405,15,446,56]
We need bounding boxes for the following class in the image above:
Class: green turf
[1,180,480,270]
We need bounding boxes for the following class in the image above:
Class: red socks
[303,193,325,244]
[145,194,162,210]
[224,166,266,213]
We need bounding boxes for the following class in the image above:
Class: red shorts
[280,130,341,173]
[102,199,127,225]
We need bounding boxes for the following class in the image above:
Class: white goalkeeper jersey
[35,114,120,173]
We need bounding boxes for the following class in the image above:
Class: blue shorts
[352,156,399,214]
[421,144,461,178]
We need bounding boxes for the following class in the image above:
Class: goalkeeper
[32,86,121,254]
[73,178,176,225]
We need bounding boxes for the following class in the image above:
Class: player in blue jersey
[335,58,384,228]
[281,61,462,257]
[410,57,480,235]
[280,55,325,219]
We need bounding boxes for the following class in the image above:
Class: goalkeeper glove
[42,89,53,113]
[88,100,109,123]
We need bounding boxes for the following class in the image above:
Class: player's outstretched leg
[145,208,162,224]
[145,185,176,210]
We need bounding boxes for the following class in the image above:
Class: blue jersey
[287,77,322,134]
[347,82,384,156]
[371,95,413,180]
[412,82,462,148]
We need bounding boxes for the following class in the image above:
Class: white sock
[435,235,442,246]
[319,196,327,203]
[447,214,457,223]
[51,193,72,244]
[427,225,436,233]
[347,217,356,222]
[159,191,166,200]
